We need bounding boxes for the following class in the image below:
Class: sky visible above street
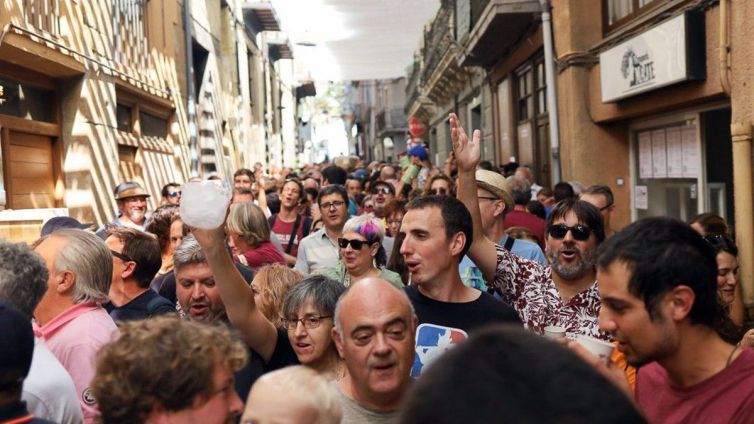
[272,0,440,81]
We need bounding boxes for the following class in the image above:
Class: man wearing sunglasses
[160,182,182,206]
[371,181,396,222]
[451,113,607,340]
[103,227,175,321]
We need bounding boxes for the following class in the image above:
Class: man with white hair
[33,229,119,423]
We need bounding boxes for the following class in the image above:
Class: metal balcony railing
[24,0,60,35]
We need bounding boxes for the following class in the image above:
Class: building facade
[406,0,754,310]
[0,0,302,239]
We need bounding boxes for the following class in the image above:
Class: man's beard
[547,244,597,280]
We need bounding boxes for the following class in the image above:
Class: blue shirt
[459,235,548,291]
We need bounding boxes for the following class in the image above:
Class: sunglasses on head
[547,224,592,241]
[338,238,372,250]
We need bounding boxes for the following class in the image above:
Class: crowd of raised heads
[2,114,754,423]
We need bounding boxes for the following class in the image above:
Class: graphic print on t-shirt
[410,323,467,378]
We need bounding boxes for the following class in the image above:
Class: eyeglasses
[338,238,372,250]
[110,250,133,262]
[282,315,333,331]
[547,224,592,241]
[320,200,346,210]
[372,186,392,195]
[168,191,181,198]
[430,188,449,196]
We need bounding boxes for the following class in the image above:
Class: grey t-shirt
[338,389,399,424]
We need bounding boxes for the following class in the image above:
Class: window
[116,89,172,140]
[116,104,132,132]
[139,111,168,138]
[535,60,547,116]
[516,66,533,122]
[605,0,659,29]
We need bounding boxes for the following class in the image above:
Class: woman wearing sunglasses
[319,214,404,288]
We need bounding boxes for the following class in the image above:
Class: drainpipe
[719,0,731,96]
[183,0,199,178]
[540,0,562,186]
[731,122,754,306]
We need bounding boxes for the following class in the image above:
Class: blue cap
[408,145,428,160]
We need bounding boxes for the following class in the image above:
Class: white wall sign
[651,129,667,178]
[600,12,705,102]
[635,185,648,210]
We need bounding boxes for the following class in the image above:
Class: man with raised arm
[450,113,607,339]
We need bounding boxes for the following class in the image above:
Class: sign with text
[600,12,705,103]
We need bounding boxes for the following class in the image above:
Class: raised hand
[449,113,480,172]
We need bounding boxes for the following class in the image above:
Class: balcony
[460,0,542,68]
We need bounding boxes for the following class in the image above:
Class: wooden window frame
[602,0,664,34]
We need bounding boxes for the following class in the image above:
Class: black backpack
[268,214,312,254]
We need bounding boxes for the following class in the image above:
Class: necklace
[725,344,739,367]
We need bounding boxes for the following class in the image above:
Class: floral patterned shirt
[491,244,607,340]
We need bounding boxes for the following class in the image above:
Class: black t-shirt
[404,285,521,333]
[156,263,256,303]
[265,328,300,371]
[105,289,176,322]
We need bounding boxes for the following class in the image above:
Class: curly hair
[0,240,48,318]
[145,205,180,253]
[253,265,304,328]
[93,316,247,424]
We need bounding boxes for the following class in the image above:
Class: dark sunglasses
[372,186,392,195]
[547,224,592,241]
[110,250,133,262]
[430,188,449,195]
[338,238,372,250]
[168,191,181,197]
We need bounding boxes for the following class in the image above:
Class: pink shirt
[636,348,754,424]
[34,303,119,424]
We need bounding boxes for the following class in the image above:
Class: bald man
[333,278,417,423]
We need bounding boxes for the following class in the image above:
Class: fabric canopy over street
[272,0,439,81]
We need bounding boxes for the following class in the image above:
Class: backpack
[268,214,312,254]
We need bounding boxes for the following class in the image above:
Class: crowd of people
[1,113,753,423]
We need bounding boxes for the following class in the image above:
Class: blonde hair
[252,366,342,423]
[226,202,271,247]
[253,264,304,327]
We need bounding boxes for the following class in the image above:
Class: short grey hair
[506,175,532,205]
[47,229,112,304]
[282,275,345,320]
[172,235,207,273]
[0,240,48,318]
[333,279,415,336]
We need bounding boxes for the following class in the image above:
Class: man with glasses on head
[580,185,616,238]
[452,113,607,340]
[103,227,175,321]
[295,185,350,275]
